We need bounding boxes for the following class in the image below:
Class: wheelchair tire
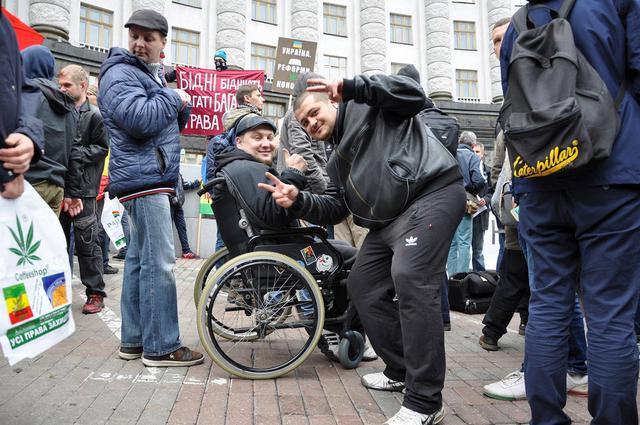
[197,251,325,379]
[337,331,364,369]
[193,247,230,307]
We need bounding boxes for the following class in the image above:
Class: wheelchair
[195,179,365,379]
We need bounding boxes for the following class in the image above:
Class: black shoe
[479,335,499,351]
[519,321,527,336]
[119,346,143,360]
[112,252,126,260]
[443,322,452,332]
[103,265,119,274]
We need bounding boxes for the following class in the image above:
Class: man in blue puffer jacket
[98,9,203,367]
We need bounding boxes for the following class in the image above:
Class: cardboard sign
[176,67,265,136]
[272,37,318,94]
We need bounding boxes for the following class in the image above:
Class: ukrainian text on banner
[176,67,265,136]
[0,183,75,365]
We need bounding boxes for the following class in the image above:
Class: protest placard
[272,37,318,95]
[176,67,265,136]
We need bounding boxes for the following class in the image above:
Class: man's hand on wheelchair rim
[258,172,299,209]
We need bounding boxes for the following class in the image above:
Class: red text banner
[176,67,265,136]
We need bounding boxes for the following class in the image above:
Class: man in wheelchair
[208,113,376,363]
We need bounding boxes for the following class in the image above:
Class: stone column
[29,0,71,41]
[216,0,247,69]
[424,0,453,100]
[132,0,165,12]
[291,0,319,42]
[487,0,511,103]
[360,0,386,76]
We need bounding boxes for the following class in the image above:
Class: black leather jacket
[293,74,462,230]
[68,99,109,198]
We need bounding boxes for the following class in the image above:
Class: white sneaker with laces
[362,338,378,361]
[567,372,588,396]
[361,372,405,391]
[384,406,446,425]
[483,370,526,401]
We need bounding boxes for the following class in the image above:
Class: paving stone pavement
[0,257,638,425]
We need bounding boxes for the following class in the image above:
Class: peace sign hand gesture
[257,172,300,209]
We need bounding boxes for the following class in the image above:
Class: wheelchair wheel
[197,251,325,379]
[337,331,364,369]
[193,247,230,307]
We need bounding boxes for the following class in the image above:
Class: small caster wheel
[338,330,364,369]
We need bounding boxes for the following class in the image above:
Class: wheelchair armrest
[197,177,226,196]
[256,227,328,240]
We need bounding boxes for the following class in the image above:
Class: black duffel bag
[448,271,499,314]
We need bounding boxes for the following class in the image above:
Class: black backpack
[417,107,459,157]
[498,0,625,179]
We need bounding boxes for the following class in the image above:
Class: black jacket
[212,147,347,255]
[22,78,80,193]
[295,74,462,229]
[69,100,109,198]
[0,10,44,186]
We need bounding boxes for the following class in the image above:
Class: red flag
[2,7,45,51]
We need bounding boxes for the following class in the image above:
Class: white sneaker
[361,372,405,391]
[362,338,378,361]
[567,372,588,396]
[483,370,527,401]
[384,406,446,425]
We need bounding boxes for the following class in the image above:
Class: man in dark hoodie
[21,45,82,216]
[0,8,44,199]
[267,74,465,424]
[57,64,110,315]
[98,9,201,367]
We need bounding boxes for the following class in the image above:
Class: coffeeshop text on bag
[499,0,623,179]
[0,183,75,365]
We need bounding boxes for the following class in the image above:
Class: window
[171,28,200,66]
[251,43,276,79]
[263,102,286,123]
[323,3,347,36]
[390,14,412,45]
[172,0,202,7]
[454,21,477,50]
[252,0,277,24]
[456,69,479,100]
[390,62,410,75]
[323,55,347,80]
[79,4,113,50]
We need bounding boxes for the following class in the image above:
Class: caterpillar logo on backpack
[498,0,624,179]
[513,140,580,178]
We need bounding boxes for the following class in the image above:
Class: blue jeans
[519,187,640,425]
[121,194,181,356]
[471,216,486,271]
[447,214,472,275]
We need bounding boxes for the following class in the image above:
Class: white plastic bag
[101,193,126,250]
[0,182,75,365]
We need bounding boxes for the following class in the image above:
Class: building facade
[6,0,524,160]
